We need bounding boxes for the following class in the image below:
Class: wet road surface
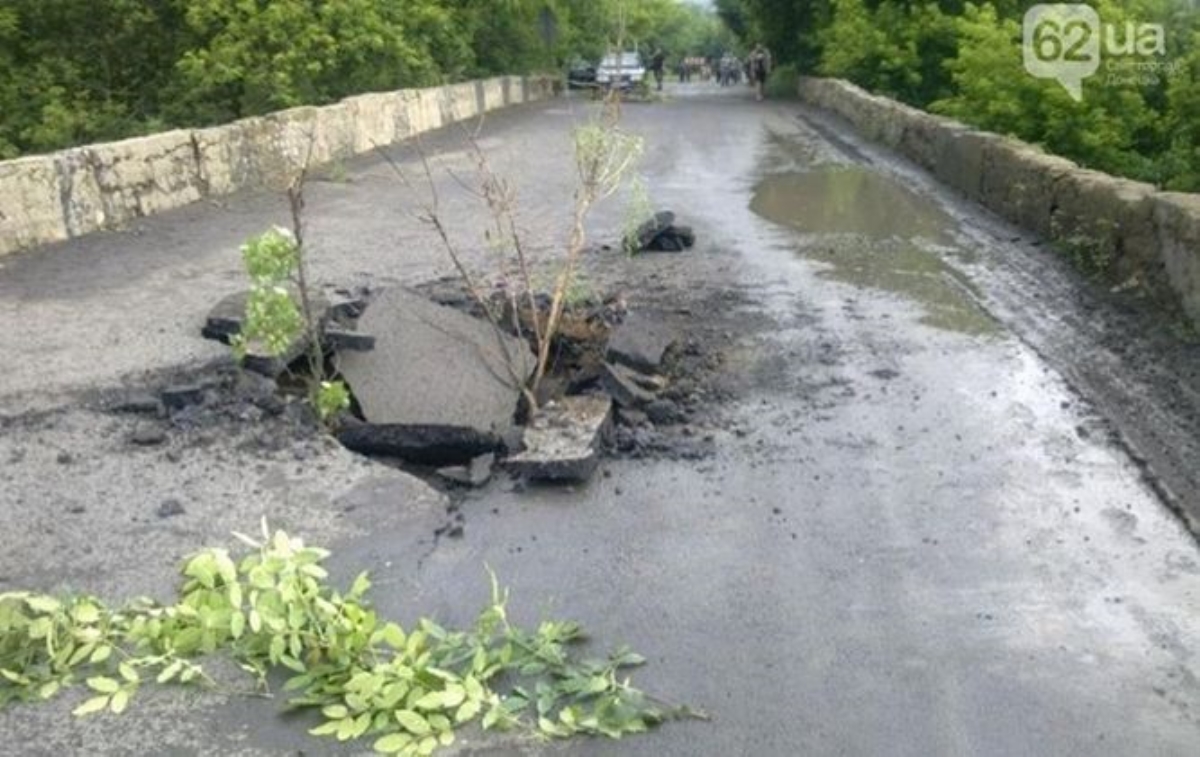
[1,82,1199,755]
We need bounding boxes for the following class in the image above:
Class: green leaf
[464,676,484,701]
[280,655,306,673]
[26,596,61,614]
[213,550,238,585]
[404,630,426,657]
[395,709,431,736]
[229,610,245,640]
[249,568,274,589]
[300,564,328,579]
[68,643,95,666]
[157,661,183,684]
[471,646,488,674]
[415,683,466,712]
[73,603,101,624]
[455,699,481,724]
[184,554,217,589]
[379,682,409,708]
[373,732,412,753]
[73,695,110,716]
[349,712,372,739]
[1,669,30,685]
[412,691,444,711]
[87,677,120,694]
[379,623,406,650]
[615,650,647,667]
[322,705,349,720]
[37,680,61,700]
[118,663,139,684]
[28,617,53,639]
[309,720,343,737]
[350,572,372,598]
[109,689,130,714]
[538,716,569,737]
[585,676,610,694]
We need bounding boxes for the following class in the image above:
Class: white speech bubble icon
[1024,4,1101,101]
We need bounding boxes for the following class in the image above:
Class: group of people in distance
[667,44,773,100]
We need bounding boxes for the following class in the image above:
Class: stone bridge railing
[0,76,558,259]
[799,77,1200,327]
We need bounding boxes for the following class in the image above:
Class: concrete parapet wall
[798,76,1200,326]
[0,76,558,258]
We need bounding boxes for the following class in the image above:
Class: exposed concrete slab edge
[797,76,1200,328]
[0,76,559,258]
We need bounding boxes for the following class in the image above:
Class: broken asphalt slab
[625,210,675,251]
[335,288,535,465]
[436,452,496,488]
[337,423,502,467]
[201,289,332,377]
[601,361,659,408]
[506,394,613,482]
[323,326,376,352]
[607,310,679,374]
[624,210,697,253]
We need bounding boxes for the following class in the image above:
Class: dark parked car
[567,58,597,89]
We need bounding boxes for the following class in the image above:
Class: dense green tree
[741,0,831,70]
[930,1,1192,185]
[0,0,185,156]
[165,0,461,124]
[723,0,1200,190]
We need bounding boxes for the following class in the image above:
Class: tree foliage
[0,0,729,158]
[719,0,1200,191]
[165,0,457,125]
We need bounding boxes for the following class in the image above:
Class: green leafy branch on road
[0,524,699,755]
[232,176,349,425]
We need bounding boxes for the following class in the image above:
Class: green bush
[764,63,801,99]
[725,0,1200,191]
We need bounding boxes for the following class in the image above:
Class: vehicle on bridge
[566,58,596,90]
[595,51,646,91]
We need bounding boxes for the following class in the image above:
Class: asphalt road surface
[1,81,1198,756]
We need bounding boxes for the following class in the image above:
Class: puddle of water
[750,165,953,242]
[750,166,996,336]
[807,238,998,335]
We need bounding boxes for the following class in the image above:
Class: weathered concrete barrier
[798,77,1200,326]
[0,76,558,258]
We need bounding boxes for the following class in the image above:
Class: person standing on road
[650,48,666,91]
[749,43,772,101]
